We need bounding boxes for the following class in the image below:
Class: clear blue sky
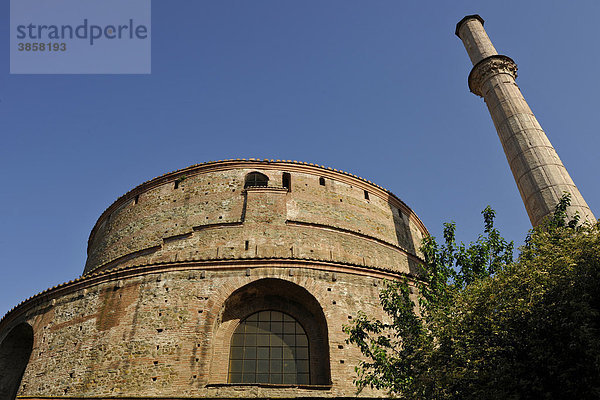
[1,1,599,317]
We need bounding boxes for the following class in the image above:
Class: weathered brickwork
[5,266,396,398]
[85,161,426,275]
[0,160,427,399]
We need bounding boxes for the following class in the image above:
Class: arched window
[244,172,269,188]
[211,278,331,385]
[228,310,310,384]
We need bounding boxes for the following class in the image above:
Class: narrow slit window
[319,177,325,186]
[282,173,291,190]
[364,190,369,200]
[174,180,180,189]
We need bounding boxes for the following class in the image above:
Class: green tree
[345,196,600,399]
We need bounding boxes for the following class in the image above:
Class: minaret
[456,15,595,226]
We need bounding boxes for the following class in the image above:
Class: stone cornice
[468,55,518,97]
[0,258,416,332]
[455,14,484,38]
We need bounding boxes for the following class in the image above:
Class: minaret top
[455,14,498,65]
[455,14,485,37]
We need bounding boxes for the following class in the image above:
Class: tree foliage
[344,196,600,399]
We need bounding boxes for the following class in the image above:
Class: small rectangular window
[282,172,291,190]
[134,195,139,205]
[174,180,180,189]
[364,190,369,200]
[319,177,325,186]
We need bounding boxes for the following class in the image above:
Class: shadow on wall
[387,195,423,276]
[0,322,33,400]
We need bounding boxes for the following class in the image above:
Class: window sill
[243,186,289,193]
[206,383,332,390]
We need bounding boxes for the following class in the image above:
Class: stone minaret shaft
[456,15,595,226]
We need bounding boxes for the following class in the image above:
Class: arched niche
[0,322,34,400]
[211,278,331,385]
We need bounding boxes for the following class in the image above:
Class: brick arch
[208,277,331,385]
[0,322,33,400]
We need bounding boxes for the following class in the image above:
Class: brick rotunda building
[0,159,427,399]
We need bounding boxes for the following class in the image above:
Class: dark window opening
[319,177,325,186]
[0,323,33,400]
[174,180,180,189]
[282,173,291,190]
[245,240,249,251]
[134,195,139,205]
[364,190,369,200]
[245,172,269,188]
[228,310,310,385]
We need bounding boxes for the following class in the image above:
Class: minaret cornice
[455,14,485,37]
[468,55,518,97]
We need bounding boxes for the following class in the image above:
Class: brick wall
[1,160,427,399]
[13,266,390,398]
[85,161,426,276]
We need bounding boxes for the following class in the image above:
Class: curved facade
[0,160,428,399]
